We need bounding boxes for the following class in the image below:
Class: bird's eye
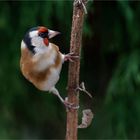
[38,32,48,38]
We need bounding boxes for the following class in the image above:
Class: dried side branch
[78,82,93,98]
[78,109,94,129]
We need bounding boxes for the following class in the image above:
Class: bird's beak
[48,29,60,39]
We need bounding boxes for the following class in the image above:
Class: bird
[20,26,78,108]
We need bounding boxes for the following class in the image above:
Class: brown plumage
[20,26,78,108]
[20,43,62,90]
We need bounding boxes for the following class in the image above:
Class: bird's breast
[20,44,63,91]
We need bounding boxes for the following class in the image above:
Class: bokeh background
[0,0,140,139]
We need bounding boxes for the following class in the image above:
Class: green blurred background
[0,0,140,139]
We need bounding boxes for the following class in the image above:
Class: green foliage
[0,0,140,139]
[105,1,140,139]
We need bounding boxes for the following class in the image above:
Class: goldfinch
[20,26,77,108]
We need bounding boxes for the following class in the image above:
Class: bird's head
[23,26,60,54]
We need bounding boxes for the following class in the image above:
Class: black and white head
[22,26,60,54]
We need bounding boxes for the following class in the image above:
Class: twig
[74,0,88,14]
[77,82,93,98]
[66,0,88,140]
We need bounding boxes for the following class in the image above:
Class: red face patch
[38,26,49,46]
[43,38,49,46]
[38,26,48,33]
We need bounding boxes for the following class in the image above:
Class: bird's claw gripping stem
[64,97,79,110]
[64,52,79,62]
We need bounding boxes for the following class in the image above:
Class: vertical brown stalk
[66,0,88,140]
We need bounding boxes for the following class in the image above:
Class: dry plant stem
[66,0,88,140]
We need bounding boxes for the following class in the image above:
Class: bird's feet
[64,52,79,62]
[50,87,79,110]
[63,97,79,110]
